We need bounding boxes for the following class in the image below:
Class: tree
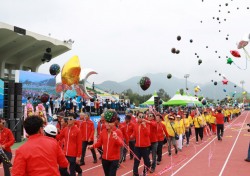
[157,89,170,102]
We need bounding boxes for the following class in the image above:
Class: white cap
[44,124,58,136]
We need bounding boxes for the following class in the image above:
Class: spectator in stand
[54,97,60,114]
[111,100,115,110]
[86,99,90,113]
[57,113,82,176]
[122,115,135,161]
[49,97,54,114]
[132,112,151,176]
[60,97,66,111]
[90,99,95,113]
[0,117,15,176]
[95,99,100,115]
[12,115,68,176]
[107,99,111,109]
[88,110,123,176]
[78,98,83,113]
[96,113,105,159]
[79,113,97,165]
[99,99,103,115]
[72,97,78,113]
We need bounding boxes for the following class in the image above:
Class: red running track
[1,111,249,176]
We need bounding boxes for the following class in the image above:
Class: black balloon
[202,99,207,105]
[41,93,50,103]
[171,48,176,54]
[211,80,213,82]
[177,36,181,41]
[198,59,202,65]
[214,82,217,86]
[234,85,237,88]
[49,64,60,76]
[219,73,221,76]
[139,77,151,91]
[190,39,193,43]
[176,50,180,54]
[198,97,203,101]
[167,74,172,79]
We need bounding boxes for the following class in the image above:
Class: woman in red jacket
[156,113,168,165]
[132,112,151,176]
[89,110,123,176]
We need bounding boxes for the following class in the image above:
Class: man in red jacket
[57,113,82,176]
[12,115,69,176]
[0,117,15,176]
[213,109,225,141]
[122,114,135,161]
[89,110,123,176]
[79,112,97,165]
[132,112,151,176]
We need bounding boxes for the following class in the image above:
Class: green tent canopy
[164,91,202,106]
[141,91,166,105]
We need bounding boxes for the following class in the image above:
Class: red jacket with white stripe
[156,122,169,141]
[93,127,123,160]
[132,123,151,147]
[121,121,135,141]
[118,124,129,145]
[0,127,15,153]
[97,120,105,137]
[80,119,95,142]
[57,125,82,158]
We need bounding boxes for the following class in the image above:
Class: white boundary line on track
[218,111,249,176]
[171,111,247,176]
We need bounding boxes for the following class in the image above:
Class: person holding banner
[0,117,15,176]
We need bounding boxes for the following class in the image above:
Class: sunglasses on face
[149,114,154,117]
[138,115,144,119]
[68,118,74,121]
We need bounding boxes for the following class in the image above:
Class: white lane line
[218,112,249,176]
[171,111,246,176]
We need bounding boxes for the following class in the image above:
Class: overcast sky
[1,0,250,90]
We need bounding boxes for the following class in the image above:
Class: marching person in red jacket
[79,112,97,165]
[0,117,15,176]
[115,116,129,168]
[12,115,69,176]
[89,110,123,176]
[57,113,82,176]
[143,112,158,173]
[121,114,135,161]
[212,108,225,141]
[156,113,168,165]
[131,112,151,176]
[96,113,106,159]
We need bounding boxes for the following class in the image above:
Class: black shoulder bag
[170,123,179,140]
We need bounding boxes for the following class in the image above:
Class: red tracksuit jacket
[97,120,105,137]
[132,123,151,147]
[12,134,68,176]
[57,125,82,157]
[0,127,15,152]
[121,121,135,141]
[149,120,158,143]
[118,124,129,145]
[156,122,169,141]
[93,127,123,160]
[80,119,95,142]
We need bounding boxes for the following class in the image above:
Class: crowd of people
[0,98,246,176]
[28,96,131,116]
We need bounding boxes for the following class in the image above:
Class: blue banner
[0,79,4,117]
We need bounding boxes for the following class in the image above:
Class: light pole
[184,74,190,91]
[240,80,245,103]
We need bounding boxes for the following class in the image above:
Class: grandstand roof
[0,22,71,79]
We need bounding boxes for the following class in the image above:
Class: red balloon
[41,93,50,103]
[139,76,151,91]
[230,50,241,57]
[222,79,228,85]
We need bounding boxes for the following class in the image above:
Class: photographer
[245,123,250,162]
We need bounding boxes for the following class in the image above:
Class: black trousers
[217,124,224,140]
[102,159,119,176]
[195,127,203,142]
[80,141,97,162]
[66,156,82,176]
[157,140,163,162]
[185,130,190,144]
[0,150,12,176]
[123,140,135,159]
[133,147,150,176]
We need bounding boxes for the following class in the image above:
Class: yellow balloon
[194,87,199,93]
[242,91,247,95]
[61,55,81,86]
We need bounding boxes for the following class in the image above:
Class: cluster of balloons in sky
[40,56,97,103]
